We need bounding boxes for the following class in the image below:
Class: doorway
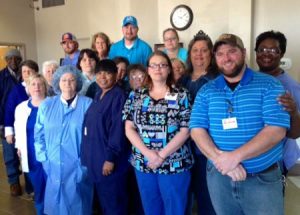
[0,43,26,70]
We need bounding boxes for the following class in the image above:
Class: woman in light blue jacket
[34,65,92,215]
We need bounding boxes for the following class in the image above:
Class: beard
[218,59,245,78]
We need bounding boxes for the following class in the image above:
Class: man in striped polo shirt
[190,33,290,215]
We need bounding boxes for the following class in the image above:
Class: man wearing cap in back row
[190,33,289,215]
[60,32,80,66]
[0,49,23,196]
[109,15,152,66]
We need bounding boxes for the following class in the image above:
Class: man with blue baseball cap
[109,15,152,66]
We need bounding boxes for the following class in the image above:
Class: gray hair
[52,65,83,95]
[42,60,59,74]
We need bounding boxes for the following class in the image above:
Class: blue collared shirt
[190,67,290,173]
[109,37,152,66]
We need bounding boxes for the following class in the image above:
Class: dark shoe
[10,183,22,196]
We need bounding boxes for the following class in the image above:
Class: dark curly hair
[255,30,287,55]
[186,30,218,77]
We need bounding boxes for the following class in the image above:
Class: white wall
[33,0,253,67]
[0,0,37,61]
[0,0,294,83]
[253,0,300,81]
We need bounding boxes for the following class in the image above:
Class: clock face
[170,5,193,31]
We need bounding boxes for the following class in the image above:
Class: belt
[247,163,279,177]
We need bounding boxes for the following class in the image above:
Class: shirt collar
[60,94,78,108]
[214,66,253,89]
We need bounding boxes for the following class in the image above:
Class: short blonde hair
[26,74,48,97]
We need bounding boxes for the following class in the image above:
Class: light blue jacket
[34,95,92,215]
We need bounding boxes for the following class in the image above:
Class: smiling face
[215,44,245,79]
[79,53,96,74]
[256,38,282,75]
[96,71,116,91]
[190,40,212,71]
[148,55,170,84]
[95,36,108,57]
[122,24,138,42]
[163,30,179,52]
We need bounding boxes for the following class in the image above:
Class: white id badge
[165,92,178,101]
[222,117,238,130]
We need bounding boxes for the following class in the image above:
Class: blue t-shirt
[61,50,80,66]
[163,47,188,63]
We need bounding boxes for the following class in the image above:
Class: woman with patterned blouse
[123,50,194,215]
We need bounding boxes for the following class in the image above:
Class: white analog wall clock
[170,5,194,31]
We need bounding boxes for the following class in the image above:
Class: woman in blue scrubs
[81,59,129,215]
[123,51,193,215]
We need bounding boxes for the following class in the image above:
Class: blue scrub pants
[94,173,128,215]
[207,162,283,215]
[28,164,47,215]
[135,170,190,215]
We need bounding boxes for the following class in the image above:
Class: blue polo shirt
[109,37,152,66]
[190,67,290,173]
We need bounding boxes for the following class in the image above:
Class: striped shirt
[190,67,290,173]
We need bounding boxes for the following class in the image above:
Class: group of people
[0,14,300,215]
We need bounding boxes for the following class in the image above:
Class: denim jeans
[206,162,284,215]
[1,138,21,184]
[135,170,191,215]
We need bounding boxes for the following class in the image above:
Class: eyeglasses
[256,47,281,56]
[164,37,177,42]
[148,63,169,70]
[130,74,145,80]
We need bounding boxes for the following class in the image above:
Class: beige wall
[253,0,300,81]
[33,0,252,67]
[0,0,37,61]
[3,0,298,81]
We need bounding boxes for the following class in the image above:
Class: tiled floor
[0,144,299,215]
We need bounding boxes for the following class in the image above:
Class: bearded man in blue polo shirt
[190,33,290,215]
[109,15,152,66]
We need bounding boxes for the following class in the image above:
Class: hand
[102,161,114,176]
[227,164,247,181]
[17,149,21,159]
[147,150,164,170]
[278,92,297,115]
[213,151,240,175]
[6,135,15,144]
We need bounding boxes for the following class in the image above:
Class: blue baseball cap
[122,16,138,27]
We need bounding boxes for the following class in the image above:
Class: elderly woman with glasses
[34,65,92,215]
[123,50,193,215]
